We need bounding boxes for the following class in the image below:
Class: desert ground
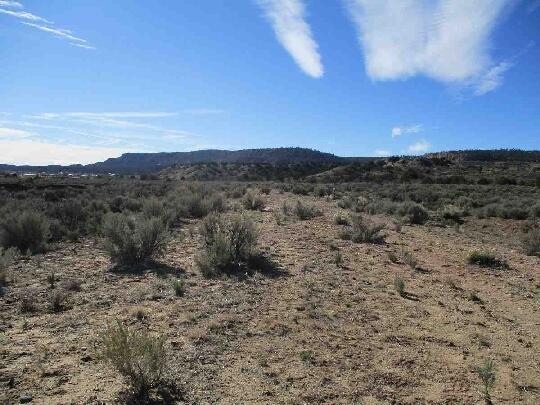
[1,186,539,404]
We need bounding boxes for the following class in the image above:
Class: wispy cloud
[473,41,535,96]
[257,0,323,78]
[22,22,87,43]
[0,127,32,138]
[345,0,512,93]
[407,140,431,153]
[391,124,422,138]
[474,61,513,96]
[0,1,23,8]
[0,8,49,22]
[0,2,94,49]
[65,112,178,119]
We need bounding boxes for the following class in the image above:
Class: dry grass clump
[340,215,385,244]
[242,191,265,211]
[102,213,168,266]
[0,247,18,286]
[293,201,322,220]
[521,227,540,256]
[99,322,167,399]
[196,213,258,277]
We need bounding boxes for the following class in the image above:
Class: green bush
[468,251,507,269]
[0,211,50,254]
[196,213,258,277]
[100,322,167,398]
[102,213,168,266]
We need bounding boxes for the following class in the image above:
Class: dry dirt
[1,192,539,404]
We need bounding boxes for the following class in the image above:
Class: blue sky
[0,0,539,165]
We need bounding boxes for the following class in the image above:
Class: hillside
[0,147,344,175]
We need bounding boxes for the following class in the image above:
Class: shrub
[0,211,50,254]
[172,279,185,297]
[468,251,508,269]
[341,215,385,244]
[293,201,322,220]
[0,247,17,286]
[394,276,406,297]
[440,204,465,223]
[100,321,167,398]
[475,359,496,403]
[196,213,257,277]
[397,202,429,225]
[333,212,349,225]
[242,192,265,211]
[102,213,168,266]
[49,289,67,312]
[521,228,540,256]
[402,251,417,270]
[531,203,540,218]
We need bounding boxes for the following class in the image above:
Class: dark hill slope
[0,147,343,174]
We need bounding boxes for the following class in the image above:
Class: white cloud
[0,3,95,49]
[374,149,391,157]
[257,0,323,78]
[407,140,431,153]
[345,0,511,91]
[0,139,129,165]
[0,1,23,8]
[0,8,49,22]
[474,61,513,95]
[71,43,96,50]
[391,124,422,138]
[0,127,32,138]
[22,22,87,43]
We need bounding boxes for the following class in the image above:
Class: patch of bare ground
[1,192,539,404]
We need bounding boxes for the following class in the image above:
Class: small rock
[19,393,33,403]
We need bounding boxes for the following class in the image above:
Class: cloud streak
[257,0,323,78]
[0,1,23,8]
[0,2,94,49]
[0,8,49,22]
[391,124,422,138]
[22,22,87,43]
[345,0,512,93]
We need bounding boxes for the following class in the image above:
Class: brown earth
[1,192,539,404]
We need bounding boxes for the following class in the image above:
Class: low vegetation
[102,213,168,266]
[468,251,508,269]
[0,211,50,254]
[100,322,167,399]
[340,215,385,244]
[195,212,258,277]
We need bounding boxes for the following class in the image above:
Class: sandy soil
[1,192,539,404]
